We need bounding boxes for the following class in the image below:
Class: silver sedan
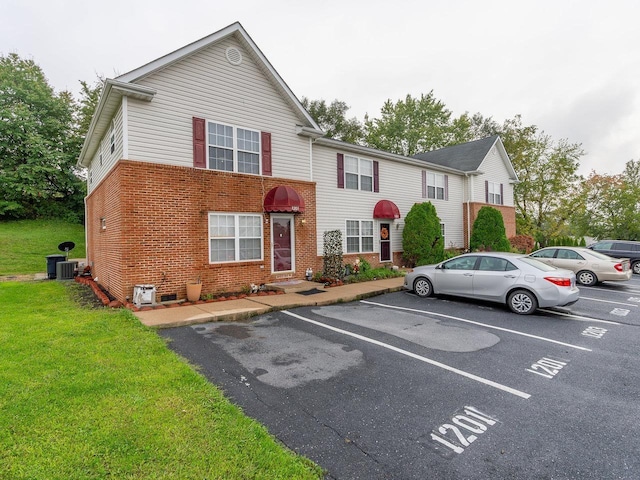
[403,252,580,315]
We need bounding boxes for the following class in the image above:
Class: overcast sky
[3,0,638,176]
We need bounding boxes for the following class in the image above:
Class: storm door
[380,222,391,262]
[272,215,294,272]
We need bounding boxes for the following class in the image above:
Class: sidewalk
[134,276,406,328]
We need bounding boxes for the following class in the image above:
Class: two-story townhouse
[78,22,517,305]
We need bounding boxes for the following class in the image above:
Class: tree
[572,160,640,240]
[363,92,462,156]
[470,206,511,251]
[0,53,87,221]
[402,202,444,266]
[497,116,584,245]
[301,98,363,144]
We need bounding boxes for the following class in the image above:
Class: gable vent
[225,47,243,66]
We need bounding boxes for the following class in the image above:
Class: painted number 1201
[430,406,498,456]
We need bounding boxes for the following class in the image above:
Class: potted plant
[186,278,202,302]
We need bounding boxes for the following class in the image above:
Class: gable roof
[78,22,321,167]
[412,135,518,180]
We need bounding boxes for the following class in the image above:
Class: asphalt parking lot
[160,276,640,479]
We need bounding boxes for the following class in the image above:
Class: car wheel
[576,270,597,286]
[507,289,538,315]
[633,262,640,275]
[413,277,433,298]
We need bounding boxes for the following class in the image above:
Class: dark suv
[588,240,640,274]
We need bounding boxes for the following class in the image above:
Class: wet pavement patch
[296,288,326,296]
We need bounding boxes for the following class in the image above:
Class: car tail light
[614,263,623,272]
[544,276,572,287]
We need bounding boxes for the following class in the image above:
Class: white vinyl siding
[313,144,466,255]
[473,145,514,205]
[87,104,124,193]
[126,37,311,181]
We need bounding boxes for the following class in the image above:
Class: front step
[265,279,326,294]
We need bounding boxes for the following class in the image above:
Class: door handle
[463,273,474,277]
[504,275,516,278]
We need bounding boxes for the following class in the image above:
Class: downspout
[465,173,471,250]
[308,137,313,181]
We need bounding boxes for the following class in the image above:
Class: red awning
[373,200,401,219]
[263,186,305,213]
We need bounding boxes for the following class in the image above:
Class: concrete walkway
[134,276,405,328]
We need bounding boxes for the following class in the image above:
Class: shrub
[402,202,444,267]
[509,235,535,253]
[470,206,511,252]
[323,230,343,280]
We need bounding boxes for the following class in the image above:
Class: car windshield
[518,256,558,272]
[584,250,617,261]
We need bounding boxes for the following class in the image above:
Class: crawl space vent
[225,47,243,66]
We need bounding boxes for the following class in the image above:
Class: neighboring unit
[78,22,519,304]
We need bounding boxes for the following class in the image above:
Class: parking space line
[537,309,622,325]
[362,301,592,351]
[578,296,638,307]
[283,310,531,399]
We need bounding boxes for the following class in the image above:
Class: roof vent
[225,47,243,66]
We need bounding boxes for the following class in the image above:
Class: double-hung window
[345,155,373,191]
[208,122,260,174]
[487,181,502,205]
[427,172,445,200]
[346,220,374,253]
[209,213,262,263]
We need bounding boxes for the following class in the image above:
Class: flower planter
[186,282,202,302]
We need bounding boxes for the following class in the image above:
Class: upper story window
[345,155,373,191]
[487,181,503,205]
[337,154,379,192]
[422,171,448,200]
[208,121,260,174]
[109,121,115,154]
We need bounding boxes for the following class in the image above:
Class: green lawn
[0,281,322,479]
[0,220,322,479]
[0,219,86,275]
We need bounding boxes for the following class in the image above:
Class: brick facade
[462,202,517,249]
[86,160,317,303]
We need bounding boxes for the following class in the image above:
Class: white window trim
[208,212,263,264]
[206,120,261,175]
[427,172,445,200]
[346,219,375,253]
[488,181,502,205]
[344,155,373,192]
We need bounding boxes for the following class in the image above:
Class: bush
[509,235,535,253]
[402,202,444,267]
[470,206,511,252]
[322,230,343,280]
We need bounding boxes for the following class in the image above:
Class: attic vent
[225,47,243,66]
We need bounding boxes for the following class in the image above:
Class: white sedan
[403,252,579,315]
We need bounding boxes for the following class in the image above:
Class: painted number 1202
[430,406,498,456]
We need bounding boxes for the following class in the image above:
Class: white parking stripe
[538,309,622,325]
[283,310,531,399]
[578,296,638,307]
[362,301,592,351]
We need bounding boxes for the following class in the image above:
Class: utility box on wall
[133,285,156,307]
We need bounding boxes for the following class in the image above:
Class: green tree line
[2,52,638,243]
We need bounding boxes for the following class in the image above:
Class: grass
[0,280,322,479]
[0,219,86,275]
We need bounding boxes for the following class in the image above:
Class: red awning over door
[373,200,401,219]
[263,186,305,213]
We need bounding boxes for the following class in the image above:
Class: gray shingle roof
[412,135,500,172]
